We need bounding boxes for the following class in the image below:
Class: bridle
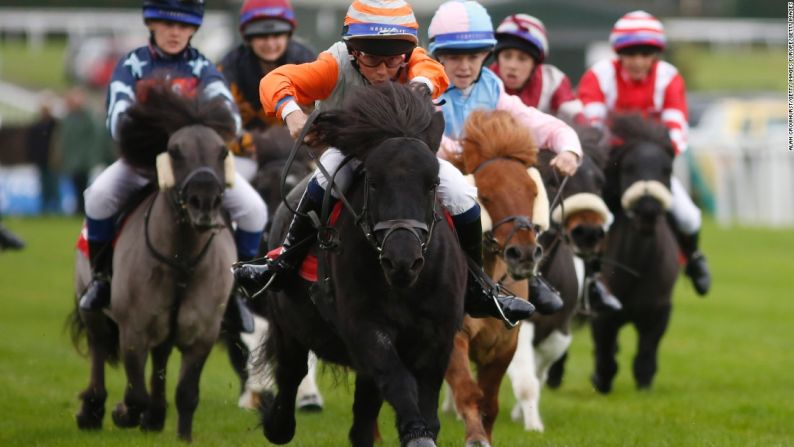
[472,157,544,256]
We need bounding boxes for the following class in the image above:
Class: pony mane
[461,110,537,173]
[311,82,436,159]
[119,80,237,169]
[609,114,675,162]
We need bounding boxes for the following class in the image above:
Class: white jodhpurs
[85,159,267,233]
[670,176,701,235]
[311,148,478,215]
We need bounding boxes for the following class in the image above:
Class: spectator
[26,93,59,213]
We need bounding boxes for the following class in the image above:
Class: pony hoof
[140,406,166,432]
[297,393,324,412]
[591,373,612,394]
[76,410,104,430]
[259,392,296,444]
[406,437,436,447]
[111,403,141,428]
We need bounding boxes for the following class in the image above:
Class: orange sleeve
[259,52,340,119]
[406,47,449,100]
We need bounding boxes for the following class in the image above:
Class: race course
[0,216,792,446]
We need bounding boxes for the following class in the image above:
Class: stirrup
[231,258,281,299]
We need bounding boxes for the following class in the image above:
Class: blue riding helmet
[143,0,205,27]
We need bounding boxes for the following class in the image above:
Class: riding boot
[0,223,25,251]
[233,187,321,296]
[457,217,535,326]
[583,258,622,314]
[674,229,711,296]
[79,240,113,311]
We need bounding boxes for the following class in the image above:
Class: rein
[144,163,225,285]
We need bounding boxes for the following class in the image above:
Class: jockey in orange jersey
[218,0,316,179]
[577,10,711,296]
[79,1,267,334]
[233,0,535,326]
[489,14,584,124]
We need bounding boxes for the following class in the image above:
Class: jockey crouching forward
[233,0,535,325]
[79,0,268,333]
[427,1,583,313]
[489,13,584,124]
[577,10,711,296]
[218,0,316,179]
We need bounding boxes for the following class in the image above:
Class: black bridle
[144,164,226,282]
[472,157,544,257]
[358,173,440,259]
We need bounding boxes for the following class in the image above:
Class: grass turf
[0,216,792,446]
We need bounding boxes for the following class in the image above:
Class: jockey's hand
[550,151,579,177]
[285,109,310,142]
[409,81,431,98]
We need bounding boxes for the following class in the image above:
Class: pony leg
[545,351,568,390]
[222,330,250,398]
[535,329,573,385]
[444,333,489,445]
[239,314,271,410]
[296,351,324,411]
[260,332,307,445]
[76,312,113,430]
[174,342,212,442]
[476,350,513,440]
[507,322,543,432]
[633,306,672,390]
[112,335,149,429]
[349,375,383,447]
[415,351,451,441]
[141,341,173,432]
[347,325,433,446]
[590,313,624,394]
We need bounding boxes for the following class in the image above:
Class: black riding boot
[0,223,25,251]
[458,218,535,326]
[79,240,113,311]
[583,257,622,314]
[674,229,711,296]
[233,189,320,296]
[225,254,257,334]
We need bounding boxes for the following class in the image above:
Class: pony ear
[527,167,550,232]
[224,151,236,188]
[156,152,175,189]
[423,111,445,153]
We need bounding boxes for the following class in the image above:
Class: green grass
[0,216,793,446]
[0,38,69,91]
[672,45,786,92]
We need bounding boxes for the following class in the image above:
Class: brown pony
[443,110,577,445]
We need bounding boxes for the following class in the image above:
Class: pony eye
[168,147,184,160]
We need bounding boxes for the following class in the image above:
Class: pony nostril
[532,244,544,262]
[504,246,523,262]
[188,196,201,209]
[410,257,425,272]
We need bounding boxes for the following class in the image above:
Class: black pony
[260,83,466,447]
[591,115,680,393]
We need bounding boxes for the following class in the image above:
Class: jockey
[233,0,535,325]
[218,0,316,179]
[428,1,585,311]
[79,0,268,332]
[577,10,711,296]
[489,14,584,124]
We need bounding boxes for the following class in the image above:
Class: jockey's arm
[498,89,582,176]
[661,74,689,155]
[259,52,339,122]
[577,69,608,129]
[200,64,243,135]
[105,55,137,141]
[405,47,450,100]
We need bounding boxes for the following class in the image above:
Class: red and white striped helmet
[609,10,666,52]
[495,14,548,62]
